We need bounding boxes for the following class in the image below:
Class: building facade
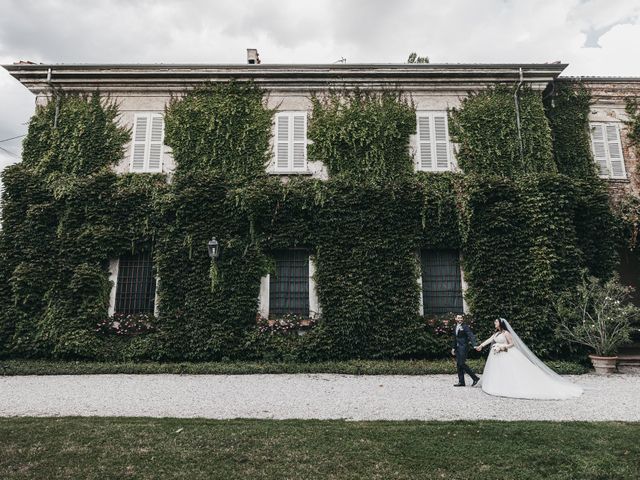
[2,61,640,361]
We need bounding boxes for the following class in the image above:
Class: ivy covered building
[1,59,639,362]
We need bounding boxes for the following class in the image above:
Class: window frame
[589,121,627,180]
[415,111,455,172]
[129,112,165,173]
[418,249,465,316]
[272,111,308,174]
[259,250,318,319]
[109,251,158,316]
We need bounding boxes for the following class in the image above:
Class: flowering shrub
[425,312,475,336]
[257,313,317,334]
[554,274,637,356]
[96,313,156,336]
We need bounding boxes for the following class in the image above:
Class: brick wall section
[576,79,640,200]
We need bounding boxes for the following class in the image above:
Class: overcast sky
[1,0,640,176]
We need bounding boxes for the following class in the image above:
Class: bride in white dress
[475,318,583,400]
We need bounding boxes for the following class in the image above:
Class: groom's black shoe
[453,383,465,387]
[471,378,479,387]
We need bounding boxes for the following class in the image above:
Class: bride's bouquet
[491,344,505,354]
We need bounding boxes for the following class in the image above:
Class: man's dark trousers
[453,324,479,385]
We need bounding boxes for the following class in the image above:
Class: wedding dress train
[480,327,583,400]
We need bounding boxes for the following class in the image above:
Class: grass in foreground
[0,358,588,376]
[0,418,637,479]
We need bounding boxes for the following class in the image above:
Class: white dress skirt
[480,332,583,400]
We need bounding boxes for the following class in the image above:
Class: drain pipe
[46,67,60,128]
[514,67,524,165]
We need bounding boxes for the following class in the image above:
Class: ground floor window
[421,249,463,315]
[269,249,310,317]
[115,251,156,315]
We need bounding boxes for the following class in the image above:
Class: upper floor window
[590,122,626,179]
[274,112,307,172]
[131,113,164,173]
[416,112,454,172]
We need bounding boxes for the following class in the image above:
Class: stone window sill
[603,177,630,184]
[268,170,313,176]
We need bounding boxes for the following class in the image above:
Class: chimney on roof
[247,49,260,65]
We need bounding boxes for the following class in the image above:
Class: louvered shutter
[590,124,609,176]
[605,124,625,178]
[417,115,433,170]
[292,114,306,170]
[148,115,164,172]
[433,114,449,170]
[276,114,290,170]
[131,115,148,172]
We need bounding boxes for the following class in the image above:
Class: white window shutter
[276,114,290,170]
[590,124,609,176]
[605,124,625,179]
[433,114,450,170]
[417,115,433,170]
[148,115,164,172]
[292,114,307,170]
[131,115,148,172]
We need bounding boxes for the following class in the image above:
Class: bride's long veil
[502,319,579,388]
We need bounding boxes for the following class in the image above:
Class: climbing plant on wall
[164,82,274,179]
[449,85,556,177]
[308,90,416,181]
[544,81,598,179]
[0,81,619,361]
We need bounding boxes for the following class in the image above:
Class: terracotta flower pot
[589,354,618,374]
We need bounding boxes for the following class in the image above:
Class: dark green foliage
[153,171,268,361]
[449,86,556,177]
[164,82,274,178]
[0,83,618,362]
[416,172,464,249]
[625,97,640,157]
[21,93,129,176]
[308,91,416,181]
[0,358,589,375]
[308,179,427,359]
[544,81,599,179]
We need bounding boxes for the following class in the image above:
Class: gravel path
[1,374,638,421]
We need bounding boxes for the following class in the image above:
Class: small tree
[407,52,430,64]
[554,274,636,356]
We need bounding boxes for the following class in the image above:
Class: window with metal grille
[269,250,309,317]
[421,250,463,315]
[115,251,156,315]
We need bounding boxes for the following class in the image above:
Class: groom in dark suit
[451,314,480,387]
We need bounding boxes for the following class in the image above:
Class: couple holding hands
[451,314,582,400]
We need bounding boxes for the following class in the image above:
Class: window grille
[115,251,156,315]
[269,250,309,317]
[421,250,463,315]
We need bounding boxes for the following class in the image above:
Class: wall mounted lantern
[207,237,220,259]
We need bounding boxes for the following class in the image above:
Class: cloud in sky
[1,0,639,173]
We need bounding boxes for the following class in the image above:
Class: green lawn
[0,418,637,479]
[0,358,588,376]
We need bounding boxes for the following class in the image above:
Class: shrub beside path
[1,373,639,421]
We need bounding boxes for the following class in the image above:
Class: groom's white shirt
[455,324,462,335]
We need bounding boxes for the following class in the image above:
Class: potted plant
[554,274,637,374]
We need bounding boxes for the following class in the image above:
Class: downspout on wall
[514,67,524,166]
